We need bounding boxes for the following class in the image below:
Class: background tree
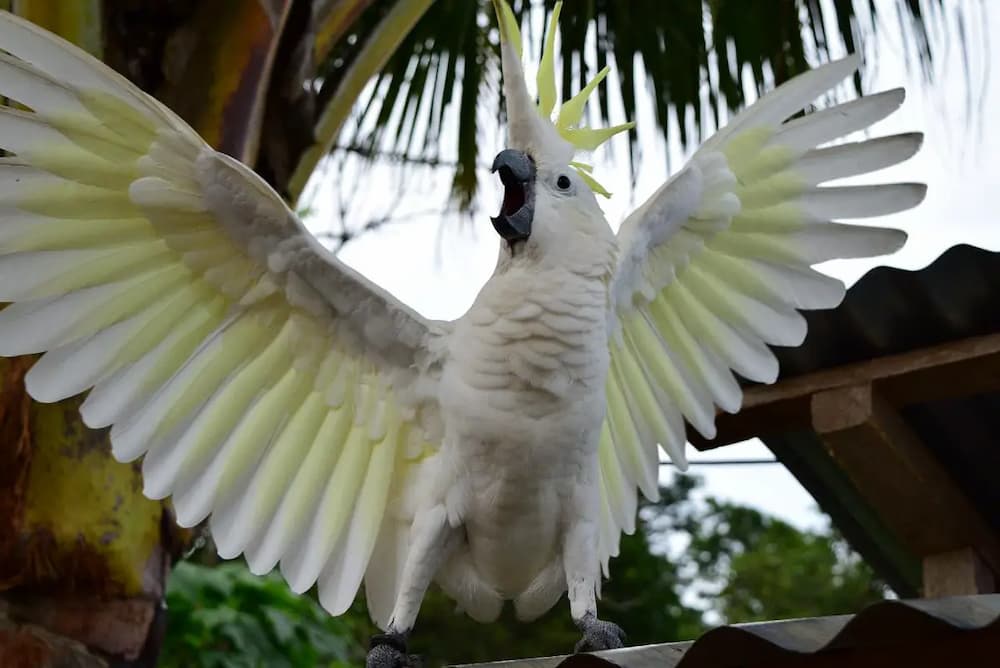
[334,0,969,224]
[0,0,974,665]
[673,496,886,623]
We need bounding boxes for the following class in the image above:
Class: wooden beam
[808,383,1000,581]
[924,548,997,598]
[765,432,923,596]
[694,332,1000,449]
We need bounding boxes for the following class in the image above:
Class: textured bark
[0,355,184,664]
[0,3,201,665]
[0,0,388,664]
[0,604,107,668]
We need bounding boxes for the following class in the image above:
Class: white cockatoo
[0,1,924,664]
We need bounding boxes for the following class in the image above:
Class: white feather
[0,263,186,355]
[648,297,742,414]
[319,420,399,615]
[215,391,328,562]
[244,407,353,576]
[705,54,861,150]
[109,311,253,460]
[364,521,409,630]
[797,133,923,184]
[24,291,183,402]
[0,243,171,300]
[684,263,808,347]
[0,50,89,117]
[140,316,295,502]
[0,11,180,133]
[802,183,927,220]
[669,282,779,384]
[81,293,225,429]
[772,88,906,150]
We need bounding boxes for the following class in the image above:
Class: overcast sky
[305,1,996,532]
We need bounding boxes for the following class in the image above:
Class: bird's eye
[556,174,572,190]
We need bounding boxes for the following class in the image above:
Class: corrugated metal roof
[452,594,1000,667]
[773,244,1000,533]
[695,244,1000,595]
[778,244,1000,373]
[774,245,1000,594]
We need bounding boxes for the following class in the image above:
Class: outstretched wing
[0,11,443,621]
[596,54,925,568]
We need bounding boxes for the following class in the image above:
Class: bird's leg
[367,505,459,668]
[572,611,626,653]
[563,519,626,653]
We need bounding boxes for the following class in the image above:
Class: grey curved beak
[491,149,536,243]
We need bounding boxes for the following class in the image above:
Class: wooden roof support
[924,548,997,598]
[809,382,1000,589]
[694,332,1000,450]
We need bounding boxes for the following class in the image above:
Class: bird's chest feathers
[455,267,609,406]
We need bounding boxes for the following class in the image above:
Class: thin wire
[659,458,780,467]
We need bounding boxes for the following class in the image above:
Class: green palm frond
[322,0,977,210]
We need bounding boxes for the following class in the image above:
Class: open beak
[491,149,536,243]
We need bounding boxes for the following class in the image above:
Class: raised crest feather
[492,0,633,197]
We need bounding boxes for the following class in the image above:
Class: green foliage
[674,494,887,623]
[162,562,366,668]
[163,473,888,666]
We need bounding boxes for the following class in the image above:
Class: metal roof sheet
[702,244,1000,594]
[452,594,1000,667]
[779,245,1000,593]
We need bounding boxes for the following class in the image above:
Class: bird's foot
[367,632,421,668]
[573,612,626,652]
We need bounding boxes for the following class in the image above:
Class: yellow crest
[493,0,634,198]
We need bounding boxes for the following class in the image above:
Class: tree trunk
[0,0,430,663]
[0,355,184,666]
[0,1,299,664]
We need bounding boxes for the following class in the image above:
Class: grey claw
[574,613,626,652]
[367,632,421,668]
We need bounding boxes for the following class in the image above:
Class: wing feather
[253,404,355,577]
[80,293,228,428]
[320,404,401,615]
[216,390,327,562]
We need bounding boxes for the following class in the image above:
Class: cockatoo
[0,1,924,665]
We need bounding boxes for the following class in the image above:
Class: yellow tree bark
[0,0,432,663]
[0,1,287,664]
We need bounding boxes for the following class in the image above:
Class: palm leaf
[329,0,976,209]
[288,0,436,202]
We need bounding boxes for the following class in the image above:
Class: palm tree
[0,0,979,664]
[335,0,975,213]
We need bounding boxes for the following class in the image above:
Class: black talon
[367,631,421,668]
[574,612,627,653]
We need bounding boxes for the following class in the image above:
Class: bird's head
[490,0,632,266]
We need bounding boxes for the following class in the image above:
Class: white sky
[305,1,996,532]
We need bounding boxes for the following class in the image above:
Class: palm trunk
[0,1,288,664]
[0,0,431,663]
[0,355,186,665]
